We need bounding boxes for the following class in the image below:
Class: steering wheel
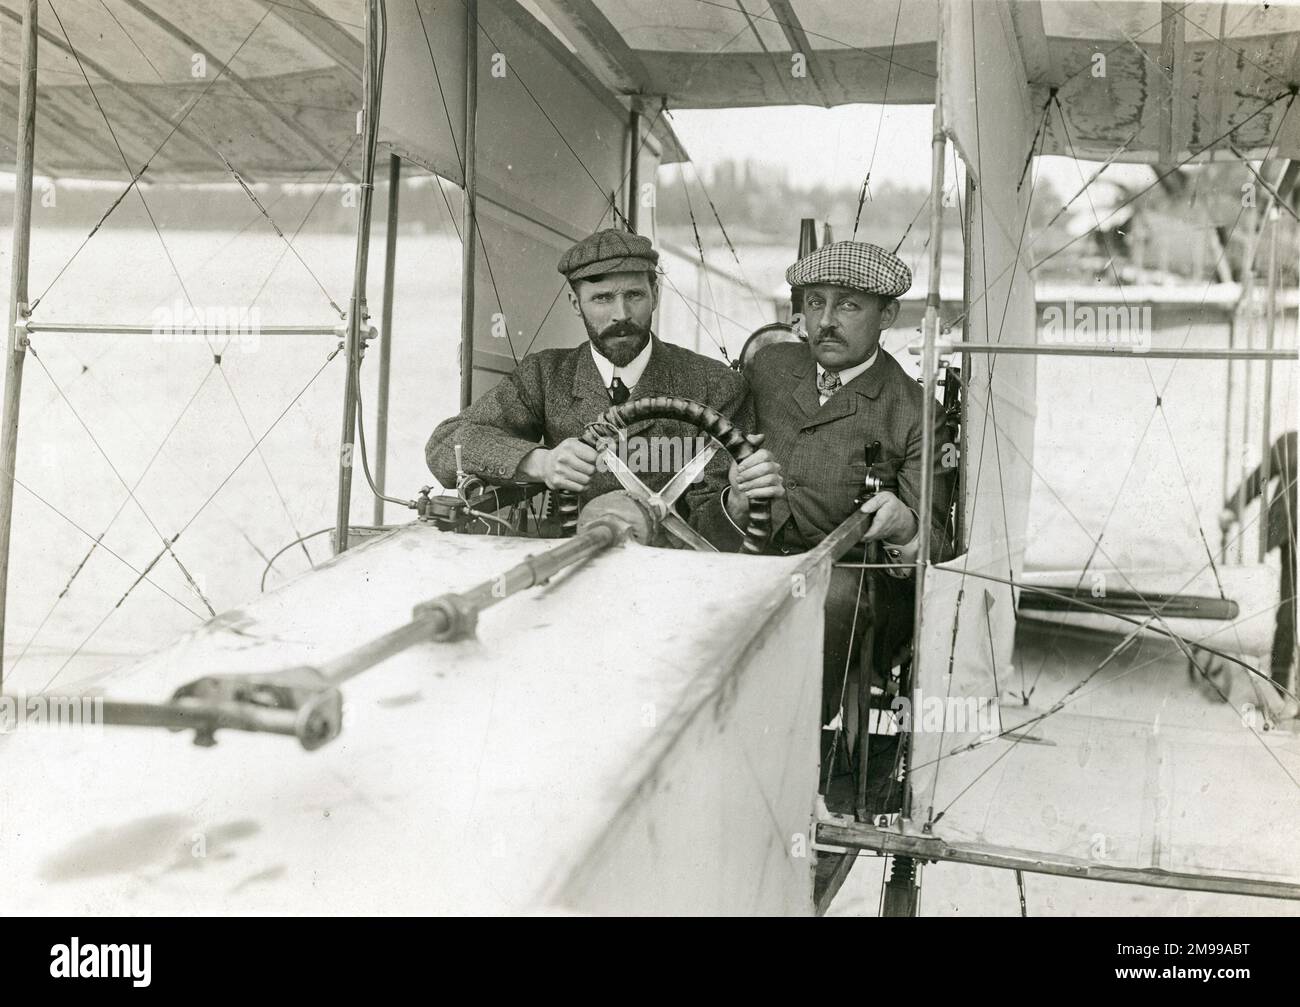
[555,396,773,555]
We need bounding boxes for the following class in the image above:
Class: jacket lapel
[570,342,610,408]
[789,350,822,419]
[790,346,895,430]
[846,350,890,401]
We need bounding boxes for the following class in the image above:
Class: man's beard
[586,317,651,367]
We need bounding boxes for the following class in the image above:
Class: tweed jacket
[703,341,956,563]
[425,337,749,544]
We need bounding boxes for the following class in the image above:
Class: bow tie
[608,376,630,405]
[816,369,842,397]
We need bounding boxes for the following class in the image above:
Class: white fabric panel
[0,526,824,914]
[378,0,467,185]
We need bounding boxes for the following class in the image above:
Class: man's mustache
[596,319,649,340]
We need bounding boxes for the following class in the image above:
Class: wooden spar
[914,343,1297,361]
[816,821,1300,901]
[1259,207,1279,561]
[24,323,341,337]
[1237,300,1254,563]
[318,519,618,685]
[905,77,948,822]
[1220,313,1234,563]
[1157,3,1185,165]
[1232,164,1284,563]
[334,0,382,554]
[626,106,640,232]
[374,153,401,526]
[0,0,38,692]
[459,0,479,411]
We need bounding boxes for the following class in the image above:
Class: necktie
[817,369,842,399]
[609,376,630,405]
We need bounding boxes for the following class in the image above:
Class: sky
[667,103,1157,200]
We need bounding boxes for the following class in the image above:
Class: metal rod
[318,519,619,686]
[458,0,479,411]
[1259,207,1279,561]
[1237,294,1255,563]
[626,106,640,233]
[906,80,948,822]
[24,323,343,337]
[1220,313,1235,563]
[0,0,38,693]
[374,152,401,525]
[334,0,381,554]
[912,342,1297,361]
[815,821,1300,901]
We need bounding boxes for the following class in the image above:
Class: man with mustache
[711,240,957,800]
[426,229,782,544]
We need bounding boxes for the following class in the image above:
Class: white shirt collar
[590,336,653,391]
[816,347,878,400]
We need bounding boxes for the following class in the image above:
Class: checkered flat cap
[785,240,911,298]
[557,229,659,281]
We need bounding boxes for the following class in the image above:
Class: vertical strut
[1258,206,1279,562]
[373,152,401,526]
[458,0,479,410]
[626,106,640,233]
[906,57,948,822]
[0,0,38,690]
[334,0,382,554]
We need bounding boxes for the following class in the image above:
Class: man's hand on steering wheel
[519,438,598,492]
[725,433,785,522]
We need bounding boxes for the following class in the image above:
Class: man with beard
[425,229,782,544]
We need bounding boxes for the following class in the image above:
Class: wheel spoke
[662,511,718,552]
[655,440,721,509]
[596,443,655,503]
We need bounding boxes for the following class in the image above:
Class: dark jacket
[703,340,956,560]
[425,337,750,544]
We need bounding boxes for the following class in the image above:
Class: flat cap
[557,229,659,281]
[785,240,912,299]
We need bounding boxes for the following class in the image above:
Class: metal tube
[0,0,38,693]
[626,106,640,232]
[1237,294,1255,563]
[912,342,1297,361]
[24,323,343,337]
[458,0,479,410]
[1259,207,1279,561]
[374,152,401,525]
[318,520,618,687]
[1220,314,1235,563]
[815,820,1300,902]
[906,89,948,821]
[334,0,382,555]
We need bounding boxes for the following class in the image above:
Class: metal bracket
[412,593,479,642]
[97,666,344,750]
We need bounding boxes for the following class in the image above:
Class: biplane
[0,0,1296,916]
